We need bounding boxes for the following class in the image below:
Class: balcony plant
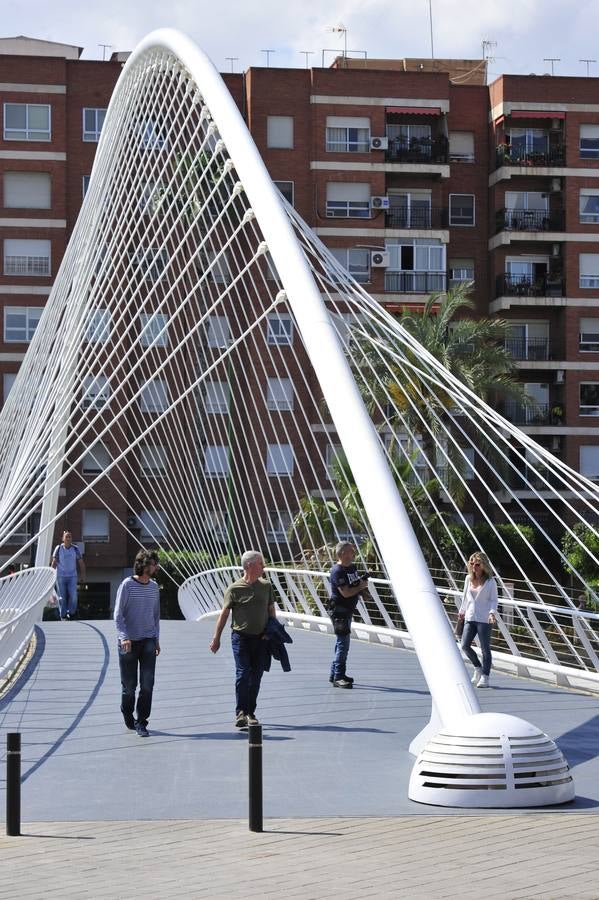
[551,404,563,425]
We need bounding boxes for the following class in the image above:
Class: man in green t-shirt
[210,551,276,728]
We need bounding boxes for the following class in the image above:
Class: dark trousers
[118,638,157,727]
[231,631,266,715]
[461,621,493,676]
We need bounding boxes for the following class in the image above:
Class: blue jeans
[231,632,266,716]
[118,638,157,727]
[461,621,492,676]
[330,632,352,680]
[57,575,78,618]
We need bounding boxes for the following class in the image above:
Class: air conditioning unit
[126,516,140,529]
[370,196,390,210]
[555,369,565,383]
[371,250,390,268]
[551,435,561,451]
[552,243,561,257]
[550,177,561,193]
[550,118,562,131]
[370,136,389,151]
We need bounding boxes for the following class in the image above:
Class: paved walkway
[1,618,598,897]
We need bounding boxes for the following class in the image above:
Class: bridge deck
[1,618,598,821]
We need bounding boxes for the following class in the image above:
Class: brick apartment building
[0,36,598,607]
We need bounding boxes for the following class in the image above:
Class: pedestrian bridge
[1,616,598,822]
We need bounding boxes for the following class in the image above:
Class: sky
[2,0,599,80]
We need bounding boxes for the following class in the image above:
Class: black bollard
[6,732,21,836]
[248,723,263,832]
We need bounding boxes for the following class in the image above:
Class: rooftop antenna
[481,39,497,62]
[428,0,435,69]
[300,51,314,69]
[98,43,112,62]
[543,57,561,75]
[225,57,238,73]
[330,23,348,65]
[580,58,597,77]
[261,50,275,67]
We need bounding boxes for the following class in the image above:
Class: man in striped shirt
[114,550,161,737]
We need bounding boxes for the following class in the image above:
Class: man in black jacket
[328,541,369,689]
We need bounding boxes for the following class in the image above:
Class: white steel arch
[1,28,594,806]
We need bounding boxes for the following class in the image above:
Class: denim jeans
[461,621,492,676]
[330,631,352,680]
[231,632,266,716]
[118,638,157,727]
[57,575,78,618]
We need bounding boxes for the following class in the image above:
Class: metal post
[248,723,263,832]
[6,733,21,836]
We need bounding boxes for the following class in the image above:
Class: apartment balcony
[385,136,449,164]
[386,207,448,229]
[495,145,565,169]
[503,401,551,426]
[495,208,564,234]
[495,273,564,299]
[504,337,549,361]
[384,271,447,293]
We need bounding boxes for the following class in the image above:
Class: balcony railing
[495,208,565,233]
[386,207,448,229]
[385,137,449,164]
[495,145,565,168]
[384,271,448,293]
[504,401,551,425]
[504,337,549,361]
[496,273,564,298]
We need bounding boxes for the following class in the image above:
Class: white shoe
[477,674,490,688]
[471,668,482,685]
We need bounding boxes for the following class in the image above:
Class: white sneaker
[471,668,482,685]
[477,674,490,688]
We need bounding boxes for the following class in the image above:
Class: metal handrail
[385,207,448,229]
[496,273,564,298]
[178,567,599,692]
[0,567,56,682]
[496,208,565,232]
[384,271,448,293]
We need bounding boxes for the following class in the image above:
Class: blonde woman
[458,551,498,688]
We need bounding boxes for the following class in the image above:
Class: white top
[459,576,498,623]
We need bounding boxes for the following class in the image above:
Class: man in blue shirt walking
[51,531,86,620]
[114,550,161,737]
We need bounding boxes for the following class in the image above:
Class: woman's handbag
[455,616,464,639]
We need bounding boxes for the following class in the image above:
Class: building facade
[0,38,597,604]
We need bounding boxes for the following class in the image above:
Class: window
[580,317,599,351]
[266,377,293,411]
[140,444,167,478]
[139,510,167,540]
[463,447,476,480]
[139,379,168,412]
[82,442,111,475]
[3,172,51,209]
[509,128,548,155]
[386,239,446,291]
[449,258,474,287]
[266,510,292,542]
[204,445,229,477]
[267,115,294,149]
[206,315,230,348]
[580,383,599,416]
[130,247,168,282]
[4,103,50,141]
[504,191,548,229]
[140,312,168,347]
[266,314,293,345]
[82,108,106,142]
[204,380,229,414]
[3,373,17,403]
[580,446,599,479]
[208,510,228,540]
[82,175,91,198]
[86,308,111,343]
[326,444,346,481]
[580,124,599,159]
[387,123,431,149]
[326,116,370,153]
[388,190,432,228]
[449,194,475,226]
[4,306,43,342]
[82,509,109,542]
[82,375,110,409]
[206,249,232,285]
[4,238,50,276]
[329,248,370,284]
[273,180,294,205]
[326,182,370,218]
[580,190,599,224]
[138,120,166,149]
[580,254,599,288]
[266,443,294,476]
[449,132,474,162]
